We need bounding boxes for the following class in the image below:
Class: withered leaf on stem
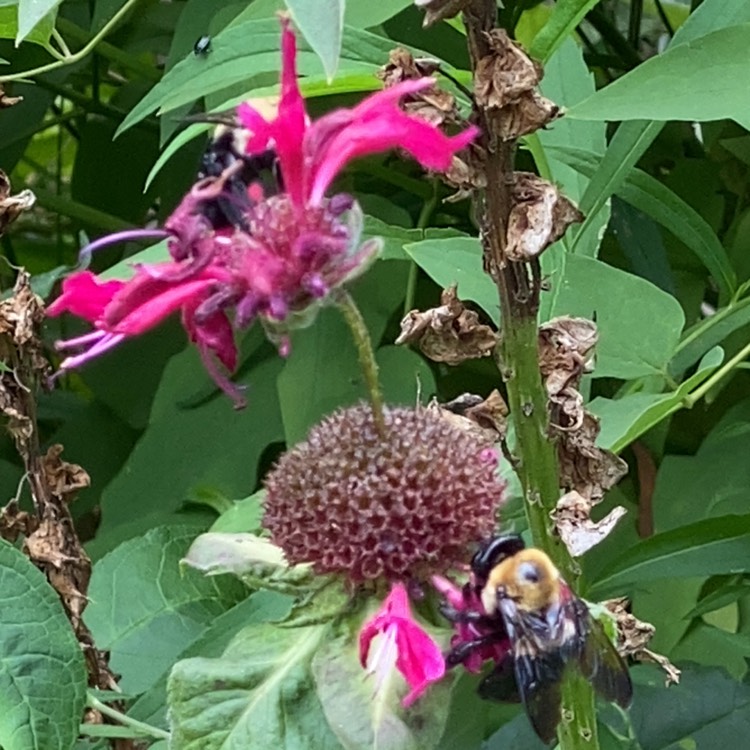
[506,174,584,262]
[539,316,598,397]
[378,47,458,127]
[0,85,22,108]
[552,490,627,557]
[437,389,508,441]
[474,30,559,140]
[556,411,628,502]
[397,284,499,364]
[0,169,35,236]
[604,597,681,686]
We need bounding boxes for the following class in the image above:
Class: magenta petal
[103,273,217,335]
[358,583,446,707]
[47,271,125,322]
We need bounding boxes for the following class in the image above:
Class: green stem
[462,3,598,749]
[0,0,149,83]
[683,340,750,407]
[404,181,439,316]
[335,290,386,436]
[86,693,170,741]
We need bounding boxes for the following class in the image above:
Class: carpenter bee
[443,535,632,745]
[196,122,283,232]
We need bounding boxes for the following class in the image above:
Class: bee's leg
[445,631,507,668]
[439,603,498,628]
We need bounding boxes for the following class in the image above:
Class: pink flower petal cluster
[432,573,510,672]
[359,583,446,707]
[48,18,478,406]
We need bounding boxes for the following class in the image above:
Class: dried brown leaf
[539,316,598,397]
[553,490,627,556]
[494,92,559,141]
[0,498,37,543]
[0,170,35,235]
[506,174,583,261]
[0,85,22,108]
[557,411,628,501]
[397,285,498,364]
[438,389,508,441]
[604,597,680,686]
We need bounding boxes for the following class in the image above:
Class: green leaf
[406,238,684,380]
[534,39,608,259]
[118,19,426,136]
[84,526,246,695]
[128,590,295,732]
[168,622,342,749]
[591,347,724,453]
[567,24,750,129]
[589,515,750,596]
[529,0,602,62]
[550,145,736,298]
[16,0,60,43]
[97,350,285,543]
[541,254,685,379]
[404,237,499,324]
[670,295,750,376]
[343,0,411,27]
[210,490,265,533]
[628,664,750,749]
[0,539,87,750]
[312,633,452,750]
[276,260,413,444]
[285,0,344,81]
[0,3,54,46]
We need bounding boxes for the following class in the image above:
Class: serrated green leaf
[168,622,342,749]
[0,539,87,750]
[210,490,265,533]
[285,0,344,81]
[85,526,246,694]
[590,515,750,596]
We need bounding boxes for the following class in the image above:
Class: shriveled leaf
[0,539,87,750]
[567,24,750,130]
[168,622,342,749]
[85,526,246,695]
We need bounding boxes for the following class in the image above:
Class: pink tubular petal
[309,115,478,205]
[358,583,446,707]
[47,271,125,322]
[103,273,217,335]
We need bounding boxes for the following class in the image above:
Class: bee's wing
[477,651,520,703]
[512,637,566,745]
[573,602,633,709]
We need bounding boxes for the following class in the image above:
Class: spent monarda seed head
[263,403,506,583]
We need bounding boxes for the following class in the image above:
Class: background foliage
[1,0,750,748]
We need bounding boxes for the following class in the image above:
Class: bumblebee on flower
[47,16,477,408]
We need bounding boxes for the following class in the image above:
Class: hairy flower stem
[335,290,386,436]
[462,2,599,748]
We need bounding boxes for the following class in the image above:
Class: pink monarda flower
[359,582,446,707]
[47,18,478,407]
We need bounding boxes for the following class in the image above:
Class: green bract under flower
[263,404,505,583]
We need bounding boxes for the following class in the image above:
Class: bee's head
[481,548,560,615]
[470,534,526,587]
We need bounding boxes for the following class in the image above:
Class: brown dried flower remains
[263,404,505,582]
